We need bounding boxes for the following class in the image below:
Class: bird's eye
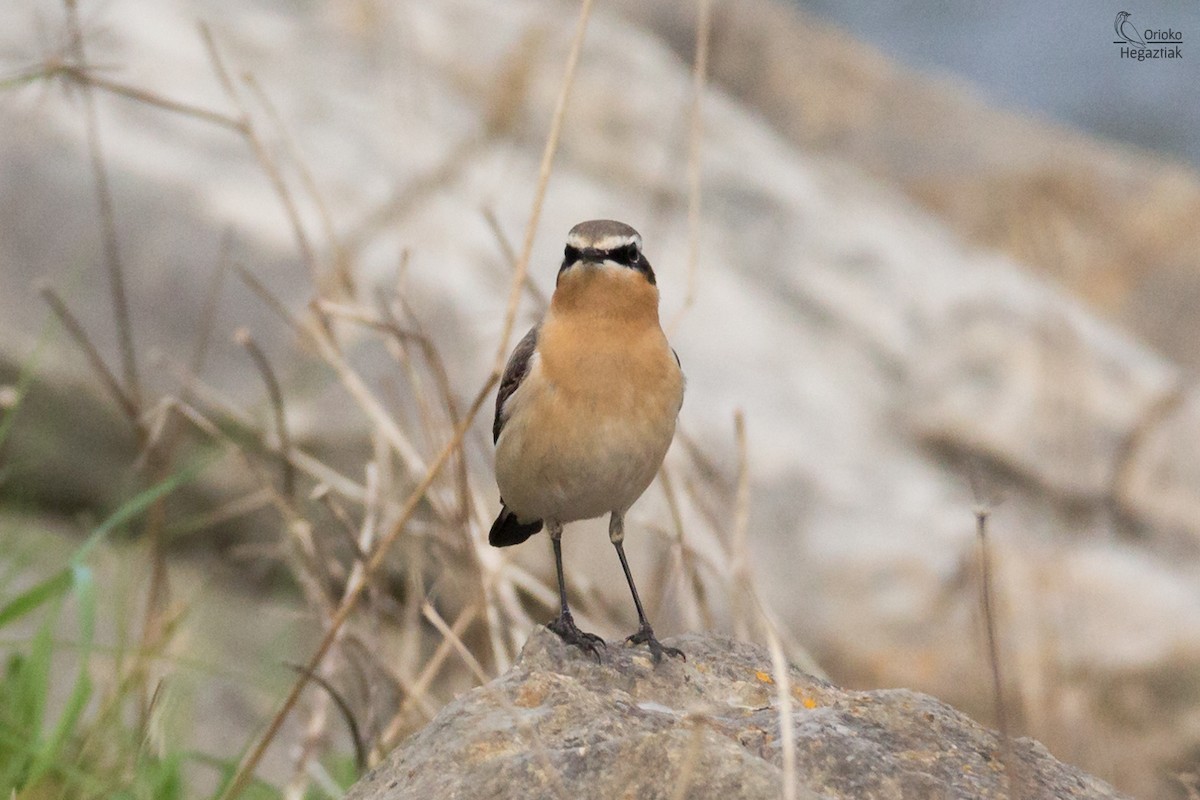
[611,244,638,265]
[564,245,581,264]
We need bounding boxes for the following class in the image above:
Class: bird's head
[1116,11,1131,22]
[552,219,660,318]
[558,219,655,286]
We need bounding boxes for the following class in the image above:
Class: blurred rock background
[1,0,1199,797]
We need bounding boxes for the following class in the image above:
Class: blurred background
[806,0,1200,168]
[1,0,1199,797]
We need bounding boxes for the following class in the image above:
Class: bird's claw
[547,612,606,662]
[625,624,685,663]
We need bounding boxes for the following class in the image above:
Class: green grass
[0,460,353,800]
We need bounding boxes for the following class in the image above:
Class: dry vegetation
[0,1,832,797]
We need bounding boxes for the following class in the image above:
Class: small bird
[489,219,685,662]
[1115,11,1146,46]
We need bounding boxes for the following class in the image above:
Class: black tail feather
[489,504,543,547]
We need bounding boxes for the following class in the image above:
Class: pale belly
[494,358,681,524]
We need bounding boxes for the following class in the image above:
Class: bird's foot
[547,611,606,662]
[625,624,685,663]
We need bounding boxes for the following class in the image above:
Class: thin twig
[235,329,296,499]
[233,263,305,337]
[491,0,594,369]
[284,662,367,773]
[43,61,244,132]
[216,373,498,800]
[481,206,548,310]
[200,24,319,284]
[65,0,140,409]
[730,410,752,639]
[38,285,139,424]
[762,615,797,800]
[379,603,478,750]
[189,231,233,381]
[243,73,351,295]
[975,506,1020,797]
[668,0,710,334]
[422,602,489,684]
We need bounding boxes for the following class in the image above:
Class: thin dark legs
[545,519,605,661]
[610,513,684,662]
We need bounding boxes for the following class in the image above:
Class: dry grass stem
[242,72,350,295]
[233,263,305,337]
[200,23,320,284]
[164,384,369,505]
[974,505,1021,797]
[379,603,480,750]
[217,374,497,800]
[421,602,489,684]
[667,0,710,334]
[13,6,825,797]
[41,61,244,132]
[38,285,140,424]
[491,0,594,369]
[188,231,233,380]
[657,466,711,631]
[65,0,140,409]
[235,328,296,499]
[730,410,752,639]
[482,206,549,310]
[763,615,798,800]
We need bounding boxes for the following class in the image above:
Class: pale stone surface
[346,628,1127,800]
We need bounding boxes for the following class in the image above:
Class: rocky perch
[346,629,1126,800]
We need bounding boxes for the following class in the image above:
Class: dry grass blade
[242,72,350,296]
[284,662,367,773]
[218,6,597,790]
[303,316,430,487]
[64,0,141,409]
[763,617,797,800]
[974,505,1021,797]
[730,410,752,639]
[422,602,489,684]
[656,465,712,631]
[667,0,710,334]
[491,0,594,369]
[235,328,296,499]
[216,375,497,800]
[233,263,304,337]
[39,285,139,424]
[378,603,478,750]
[482,206,548,310]
[42,62,244,132]
[189,231,233,380]
[200,23,319,284]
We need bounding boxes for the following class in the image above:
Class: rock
[908,295,1180,500]
[617,0,1200,373]
[346,629,1127,800]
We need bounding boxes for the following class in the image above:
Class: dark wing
[493,324,540,443]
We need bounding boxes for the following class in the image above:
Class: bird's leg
[545,519,605,661]
[610,513,684,662]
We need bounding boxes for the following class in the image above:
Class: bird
[489,219,686,663]
[1115,11,1145,46]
